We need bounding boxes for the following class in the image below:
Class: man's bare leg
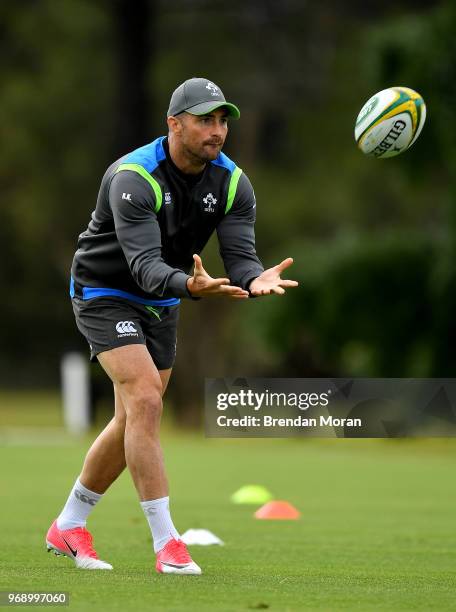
[96,344,169,501]
[95,344,201,573]
[79,365,172,494]
[54,351,171,529]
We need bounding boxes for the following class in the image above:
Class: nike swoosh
[62,536,78,557]
[160,561,189,569]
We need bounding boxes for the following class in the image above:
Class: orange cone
[254,500,300,520]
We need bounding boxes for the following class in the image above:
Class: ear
[167,115,182,136]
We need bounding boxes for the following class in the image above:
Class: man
[46,78,298,575]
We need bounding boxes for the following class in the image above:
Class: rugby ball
[355,86,426,158]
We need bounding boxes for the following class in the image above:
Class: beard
[184,140,223,164]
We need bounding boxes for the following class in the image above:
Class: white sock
[140,496,180,553]
[56,478,103,530]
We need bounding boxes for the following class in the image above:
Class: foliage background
[1,0,455,421]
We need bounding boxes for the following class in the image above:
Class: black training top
[70,136,264,305]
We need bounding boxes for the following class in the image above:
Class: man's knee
[120,384,163,424]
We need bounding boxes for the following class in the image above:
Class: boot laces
[168,539,191,563]
[69,527,98,559]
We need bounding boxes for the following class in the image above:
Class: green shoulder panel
[225,166,243,214]
[115,163,163,213]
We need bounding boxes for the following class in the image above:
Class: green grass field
[1,395,456,610]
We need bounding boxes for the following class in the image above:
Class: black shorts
[72,297,179,370]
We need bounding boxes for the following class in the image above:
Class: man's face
[173,108,229,163]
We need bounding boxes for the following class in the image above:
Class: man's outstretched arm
[110,171,192,298]
[216,172,264,290]
[217,172,298,297]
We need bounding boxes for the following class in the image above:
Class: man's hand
[186,254,249,298]
[249,257,299,296]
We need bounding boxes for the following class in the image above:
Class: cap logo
[206,81,221,97]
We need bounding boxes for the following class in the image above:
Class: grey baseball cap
[167,78,240,119]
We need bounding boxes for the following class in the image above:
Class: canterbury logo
[116,321,137,334]
[74,489,97,506]
[143,507,157,516]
